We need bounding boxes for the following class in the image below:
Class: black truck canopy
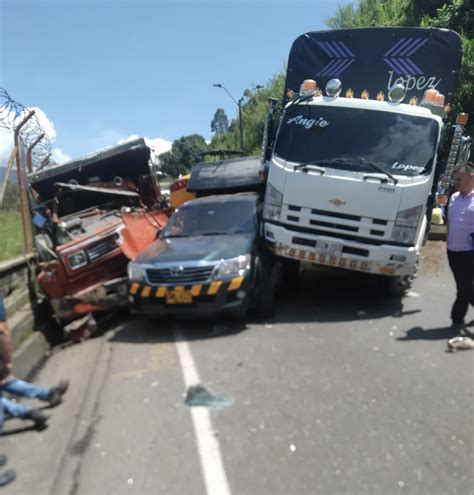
[285,27,462,105]
[187,156,264,196]
[28,137,154,202]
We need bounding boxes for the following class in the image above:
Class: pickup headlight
[263,184,283,221]
[127,262,145,282]
[215,254,251,279]
[391,205,422,244]
[67,251,88,270]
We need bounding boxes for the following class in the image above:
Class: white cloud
[51,147,71,164]
[118,134,172,156]
[28,107,56,141]
[0,128,14,160]
[145,137,172,155]
[0,106,58,163]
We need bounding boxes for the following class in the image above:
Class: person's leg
[2,397,48,427]
[2,377,50,400]
[2,397,31,418]
[448,251,472,324]
[0,388,3,434]
[0,468,15,486]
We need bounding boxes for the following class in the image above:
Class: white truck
[261,27,471,294]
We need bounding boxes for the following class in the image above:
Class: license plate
[166,289,193,305]
[316,240,342,254]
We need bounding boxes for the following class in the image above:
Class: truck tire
[384,274,413,297]
[253,257,276,319]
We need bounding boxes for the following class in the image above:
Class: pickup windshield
[274,106,439,176]
[162,199,256,238]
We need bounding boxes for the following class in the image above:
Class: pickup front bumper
[128,275,252,316]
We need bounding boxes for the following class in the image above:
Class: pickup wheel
[253,257,276,319]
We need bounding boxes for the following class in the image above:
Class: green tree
[209,73,286,156]
[158,134,208,178]
[327,0,412,28]
[210,108,229,136]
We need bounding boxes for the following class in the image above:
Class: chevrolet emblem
[329,199,346,206]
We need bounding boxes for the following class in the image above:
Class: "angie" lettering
[287,115,329,129]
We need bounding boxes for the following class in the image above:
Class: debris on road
[184,384,232,409]
[447,336,474,351]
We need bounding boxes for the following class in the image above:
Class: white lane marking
[174,327,231,495]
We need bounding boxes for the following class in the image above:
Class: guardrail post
[14,110,35,253]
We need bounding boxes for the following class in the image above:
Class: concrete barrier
[0,254,50,380]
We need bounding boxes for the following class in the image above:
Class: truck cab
[261,27,470,294]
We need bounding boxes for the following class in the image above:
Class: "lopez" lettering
[387,71,441,91]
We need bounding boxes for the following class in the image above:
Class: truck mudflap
[50,276,129,322]
[264,223,419,277]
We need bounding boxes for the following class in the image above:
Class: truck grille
[285,204,389,240]
[146,266,215,284]
[87,237,118,261]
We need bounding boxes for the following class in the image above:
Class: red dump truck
[27,137,170,326]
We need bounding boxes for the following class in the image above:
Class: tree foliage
[327,0,412,28]
[210,108,229,136]
[209,73,286,156]
[158,134,207,178]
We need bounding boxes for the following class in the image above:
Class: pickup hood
[136,234,254,264]
[281,170,428,221]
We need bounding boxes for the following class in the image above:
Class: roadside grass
[0,211,24,261]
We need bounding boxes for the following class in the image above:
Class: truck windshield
[162,199,256,238]
[274,106,439,176]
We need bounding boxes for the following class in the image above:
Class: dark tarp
[285,27,462,105]
[187,156,264,195]
[28,138,152,202]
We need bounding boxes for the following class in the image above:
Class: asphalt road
[2,240,473,495]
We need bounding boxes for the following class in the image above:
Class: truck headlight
[67,251,88,270]
[391,206,422,244]
[391,226,416,244]
[215,254,251,278]
[263,184,283,220]
[127,262,145,282]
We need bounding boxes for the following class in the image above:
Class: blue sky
[0,0,340,161]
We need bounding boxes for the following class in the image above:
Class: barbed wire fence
[0,88,55,257]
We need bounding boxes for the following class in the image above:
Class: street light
[213,83,263,151]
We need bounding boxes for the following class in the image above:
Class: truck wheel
[384,274,413,297]
[280,259,300,294]
[254,257,276,319]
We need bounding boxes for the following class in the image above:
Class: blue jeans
[0,377,50,432]
[2,397,31,418]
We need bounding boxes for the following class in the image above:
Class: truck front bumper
[50,276,129,322]
[264,222,419,277]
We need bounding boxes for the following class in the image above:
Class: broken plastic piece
[184,384,232,409]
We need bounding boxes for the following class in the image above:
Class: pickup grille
[87,237,118,261]
[146,266,215,284]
